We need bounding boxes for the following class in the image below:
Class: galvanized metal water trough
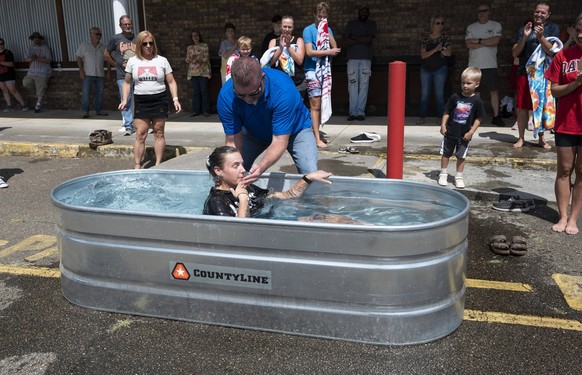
[51,170,469,345]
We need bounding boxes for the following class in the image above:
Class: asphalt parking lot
[0,112,581,374]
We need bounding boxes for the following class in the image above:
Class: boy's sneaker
[0,176,8,189]
[492,196,535,212]
[21,106,29,112]
[438,173,448,186]
[34,104,42,113]
[123,128,134,136]
[3,106,14,113]
[454,176,465,189]
[491,116,505,127]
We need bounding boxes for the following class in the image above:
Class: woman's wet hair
[206,146,239,177]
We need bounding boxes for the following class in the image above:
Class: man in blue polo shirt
[217,57,318,184]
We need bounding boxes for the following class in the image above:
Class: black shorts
[440,136,469,159]
[134,91,168,119]
[555,132,582,147]
[475,68,499,93]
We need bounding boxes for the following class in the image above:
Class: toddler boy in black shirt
[438,67,485,189]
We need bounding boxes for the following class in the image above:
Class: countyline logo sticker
[170,262,272,290]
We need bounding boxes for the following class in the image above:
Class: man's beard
[359,15,368,22]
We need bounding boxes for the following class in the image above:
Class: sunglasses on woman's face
[434,22,444,25]
[143,42,154,47]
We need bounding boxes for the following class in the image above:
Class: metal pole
[386,61,406,179]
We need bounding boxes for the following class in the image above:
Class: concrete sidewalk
[0,110,558,203]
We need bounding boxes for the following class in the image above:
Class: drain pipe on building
[387,61,406,179]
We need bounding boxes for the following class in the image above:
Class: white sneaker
[455,176,465,189]
[119,126,128,133]
[438,173,448,186]
[123,129,134,136]
[0,176,8,189]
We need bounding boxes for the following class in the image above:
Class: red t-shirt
[544,46,582,135]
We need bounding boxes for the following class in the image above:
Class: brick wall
[35,0,580,116]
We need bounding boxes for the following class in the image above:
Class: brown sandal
[489,235,510,255]
[510,236,528,256]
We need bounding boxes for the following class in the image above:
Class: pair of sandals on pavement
[489,235,527,256]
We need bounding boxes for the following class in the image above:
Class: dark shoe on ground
[347,115,357,121]
[89,129,113,149]
[34,104,42,113]
[82,112,90,119]
[123,128,135,136]
[492,116,506,127]
[492,196,535,212]
[509,235,528,256]
[356,115,365,121]
[96,111,108,116]
[489,235,510,255]
[416,118,425,125]
[190,112,199,117]
[350,133,375,143]
[203,113,210,117]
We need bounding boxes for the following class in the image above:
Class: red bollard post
[386,61,406,179]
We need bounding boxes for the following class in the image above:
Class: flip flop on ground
[489,234,510,255]
[510,236,528,256]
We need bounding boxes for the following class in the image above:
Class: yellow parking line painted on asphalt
[0,235,57,258]
[0,264,60,278]
[25,246,58,262]
[0,240,9,247]
[466,278,533,292]
[464,309,582,331]
[552,274,582,311]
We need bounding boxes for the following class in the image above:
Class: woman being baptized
[203,146,332,218]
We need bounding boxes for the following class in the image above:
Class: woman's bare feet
[565,222,579,235]
[514,138,525,148]
[552,220,568,233]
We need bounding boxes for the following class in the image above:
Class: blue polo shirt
[218,68,312,143]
